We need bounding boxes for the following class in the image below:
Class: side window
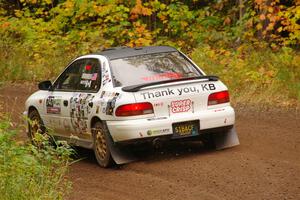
[53,60,85,91]
[77,58,101,92]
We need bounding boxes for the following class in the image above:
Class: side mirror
[38,80,52,90]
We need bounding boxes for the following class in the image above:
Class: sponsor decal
[98,91,121,115]
[147,128,170,136]
[105,93,120,115]
[102,62,111,86]
[80,72,99,88]
[70,93,95,134]
[80,79,92,88]
[100,91,106,98]
[141,72,183,81]
[85,65,92,71]
[46,96,61,114]
[140,84,216,100]
[91,73,98,81]
[214,108,225,112]
[81,73,93,79]
[170,99,192,113]
[153,102,164,107]
[147,116,167,121]
[47,107,61,114]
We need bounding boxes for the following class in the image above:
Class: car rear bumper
[106,106,235,143]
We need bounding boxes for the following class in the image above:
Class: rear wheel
[93,121,113,168]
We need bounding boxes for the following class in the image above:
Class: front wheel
[28,109,45,142]
[93,121,114,168]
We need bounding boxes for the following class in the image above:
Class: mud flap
[213,127,240,150]
[106,134,136,165]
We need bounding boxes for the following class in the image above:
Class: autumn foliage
[0,0,299,50]
[0,0,299,105]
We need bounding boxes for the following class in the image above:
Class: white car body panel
[107,106,234,142]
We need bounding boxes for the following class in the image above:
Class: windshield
[109,51,202,87]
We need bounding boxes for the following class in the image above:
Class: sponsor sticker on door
[170,99,192,113]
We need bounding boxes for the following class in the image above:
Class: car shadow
[71,140,215,167]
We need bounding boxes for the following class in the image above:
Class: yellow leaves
[79,32,86,39]
[266,22,275,31]
[259,14,266,20]
[128,32,134,37]
[65,1,74,9]
[177,40,185,47]
[258,67,276,80]
[180,21,188,28]
[277,26,283,32]
[1,22,10,28]
[158,14,167,22]
[256,23,263,30]
[223,17,231,25]
[246,18,253,28]
[255,0,264,4]
[268,7,274,13]
[130,0,152,20]
[14,10,23,18]
[135,24,145,34]
[127,21,153,47]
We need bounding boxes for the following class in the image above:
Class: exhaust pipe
[152,138,163,149]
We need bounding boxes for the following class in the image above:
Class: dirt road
[1,84,299,200]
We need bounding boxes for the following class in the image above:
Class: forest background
[0,0,299,107]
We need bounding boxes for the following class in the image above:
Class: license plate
[172,120,199,138]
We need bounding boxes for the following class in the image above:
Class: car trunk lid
[130,78,227,117]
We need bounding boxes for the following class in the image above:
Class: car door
[70,58,101,140]
[42,59,86,137]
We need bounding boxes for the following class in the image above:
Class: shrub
[191,43,300,107]
[0,117,73,200]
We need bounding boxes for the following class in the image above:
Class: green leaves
[0,117,73,200]
[0,0,299,85]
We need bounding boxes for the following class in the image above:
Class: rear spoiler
[122,75,219,92]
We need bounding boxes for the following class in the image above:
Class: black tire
[28,109,45,142]
[201,133,216,149]
[92,121,113,168]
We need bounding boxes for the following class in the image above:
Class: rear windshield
[110,51,202,87]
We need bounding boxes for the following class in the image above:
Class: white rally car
[24,46,239,167]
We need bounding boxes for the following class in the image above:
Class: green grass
[0,37,76,82]
[0,117,73,200]
[0,36,299,107]
[191,44,300,108]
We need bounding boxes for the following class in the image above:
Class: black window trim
[51,57,102,93]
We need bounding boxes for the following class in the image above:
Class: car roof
[96,46,177,60]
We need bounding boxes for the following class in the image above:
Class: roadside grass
[0,37,76,82]
[191,44,300,108]
[0,116,73,200]
[0,36,299,108]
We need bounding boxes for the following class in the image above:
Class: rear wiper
[122,75,219,92]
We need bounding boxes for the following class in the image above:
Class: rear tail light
[208,91,230,106]
[115,102,154,117]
